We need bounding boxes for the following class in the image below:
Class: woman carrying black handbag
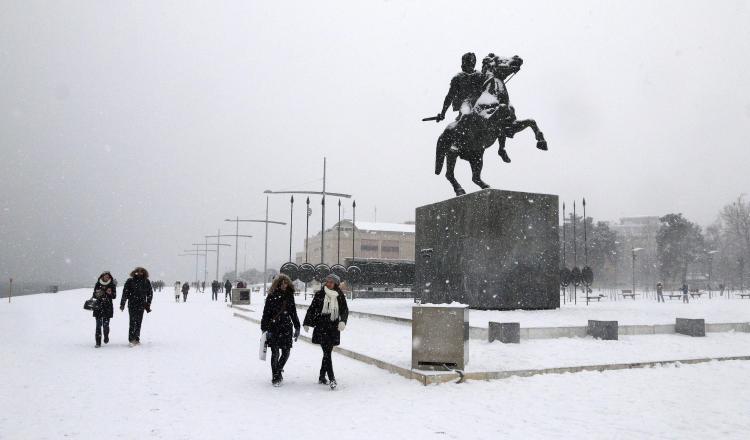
[91,271,117,347]
[302,273,348,390]
[260,274,300,386]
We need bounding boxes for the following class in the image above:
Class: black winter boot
[103,331,109,344]
[95,336,101,348]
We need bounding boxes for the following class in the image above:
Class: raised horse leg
[444,152,465,196]
[496,135,511,163]
[469,154,490,190]
[511,119,548,151]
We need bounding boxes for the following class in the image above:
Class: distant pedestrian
[224,280,232,302]
[211,280,219,301]
[303,273,349,390]
[681,283,689,304]
[719,283,725,296]
[182,282,190,302]
[201,281,206,293]
[174,281,181,303]
[119,267,153,347]
[656,282,664,303]
[261,274,301,386]
[92,271,117,347]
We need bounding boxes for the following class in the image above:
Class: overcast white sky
[1,0,749,283]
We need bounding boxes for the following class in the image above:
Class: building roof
[352,221,415,234]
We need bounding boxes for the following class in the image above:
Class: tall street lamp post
[264,157,352,266]
[191,243,217,287]
[204,230,232,282]
[223,217,255,281]
[226,204,286,295]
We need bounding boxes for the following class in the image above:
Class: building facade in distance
[295,220,415,267]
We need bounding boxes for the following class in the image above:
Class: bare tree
[721,195,750,259]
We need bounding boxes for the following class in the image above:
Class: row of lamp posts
[177,157,357,297]
[560,199,594,305]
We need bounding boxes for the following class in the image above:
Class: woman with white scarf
[91,271,117,347]
[302,273,349,389]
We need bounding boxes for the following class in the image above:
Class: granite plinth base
[415,189,559,310]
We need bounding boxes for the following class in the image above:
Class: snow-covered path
[2,289,749,439]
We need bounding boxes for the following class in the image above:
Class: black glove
[293,327,300,342]
[144,304,152,313]
[436,112,445,122]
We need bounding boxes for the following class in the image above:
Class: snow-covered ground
[296,290,750,328]
[2,288,750,439]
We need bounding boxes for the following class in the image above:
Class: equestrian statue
[425,52,548,196]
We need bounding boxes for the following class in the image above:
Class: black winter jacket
[120,276,153,310]
[92,278,117,319]
[303,287,349,346]
[261,287,300,348]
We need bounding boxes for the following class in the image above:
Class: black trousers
[95,317,110,339]
[320,343,335,380]
[128,308,145,342]
[212,290,218,301]
[225,291,231,301]
[183,293,188,302]
[270,346,291,379]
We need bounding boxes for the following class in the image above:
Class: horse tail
[435,130,451,175]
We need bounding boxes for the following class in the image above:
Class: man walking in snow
[224,280,232,302]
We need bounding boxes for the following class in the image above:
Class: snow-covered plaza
[2,288,749,439]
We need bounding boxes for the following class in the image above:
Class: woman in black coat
[302,273,348,389]
[92,271,117,347]
[261,274,301,386]
[119,267,153,346]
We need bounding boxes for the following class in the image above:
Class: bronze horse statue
[435,54,548,196]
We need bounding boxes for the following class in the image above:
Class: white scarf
[98,277,111,286]
[321,287,340,321]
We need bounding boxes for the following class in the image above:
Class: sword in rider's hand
[422,115,442,122]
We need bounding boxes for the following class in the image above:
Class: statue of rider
[436,52,512,163]
[436,52,484,123]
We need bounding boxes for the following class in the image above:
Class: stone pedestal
[231,288,251,305]
[412,305,469,370]
[676,318,705,337]
[488,322,521,343]
[587,320,618,340]
[415,189,559,310]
